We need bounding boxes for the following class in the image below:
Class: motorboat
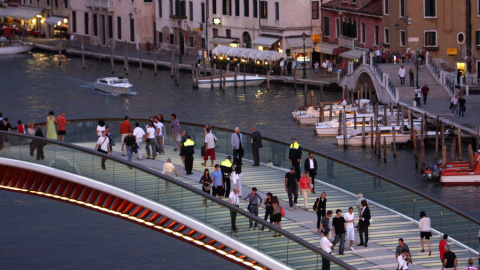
[424,152,480,185]
[336,125,410,147]
[197,75,265,88]
[292,99,371,121]
[0,41,33,55]
[315,113,377,136]
[94,77,133,95]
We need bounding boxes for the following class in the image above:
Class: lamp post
[415,56,421,88]
[302,32,307,79]
[177,20,183,64]
[341,99,348,148]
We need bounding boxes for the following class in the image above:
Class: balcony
[86,0,113,11]
[338,35,358,49]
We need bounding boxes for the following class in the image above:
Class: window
[384,28,389,44]
[476,30,480,45]
[235,0,239,16]
[275,2,279,20]
[190,36,194,47]
[260,1,267,18]
[212,0,216,14]
[144,0,153,2]
[84,12,89,35]
[342,18,357,38]
[72,11,76,33]
[201,3,205,22]
[312,1,319,19]
[130,18,135,42]
[400,30,406,46]
[159,32,163,43]
[108,15,113,38]
[384,0,388,15]
[55,0,58,8]
[424,31,437,46]
[374,24,379,45]
[457,32,465,44]
[170,33,174,44]
[400,0,405,17]
[170,0,173,15]
[158,0,162,17]
[201,37,205,49]
[361,23,366,43]
[226,29,231,37]
[189,1,193,21]
[253,0,258,17]
[324,17,330,36]
[223,0,231,15]
[212,28,218,37]
[117,16,122,40]
[93,14,98,36]
[424,0,436,17]
[46,0,50,6]
[335,18,340,37]
[244,0,249,17]
[64,0,68,8]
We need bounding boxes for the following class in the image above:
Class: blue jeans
[332,233,345,254]
[451,104,458,115]
[248,205,259,228]
[126,145,133,162]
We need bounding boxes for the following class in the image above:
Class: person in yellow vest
[288,137,302,180]
[221,156,233,198]
[184,135,195,175]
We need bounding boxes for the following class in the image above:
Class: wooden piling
[468,144,474,168]
[401,106,405,131]
[294,68,298,89]
[222,67,226,90]
[97,44,101,64]
[153,47,158,75]
[243,63,246,87]
[476,126,479,151]
[234,66,238,88]
[342,85,345,100]
[442,145,447,167]
[383,105,387,124]
[420,139,425,173]
[451,139,456,161]
[211,64,215,88]
[457,128,463,161]
[110,40,114,74]
[357,90,360,110]
[413,126,418,169]
[441,122,445,148]
[139,49,143,73]
[392,127,397,158]
[329,104,333,121]
[338,113,343,135]
[192,69,196,88]
[81,37,85,69]
[311,90,315,106]
[353,111,357,129]
[218,66,222,89]
[383,137,387,163]
[377,126,381,158]
[303,84,307,106]
[319,102,324,123]
[343,111,348,148]
[370,117,374,149]
[267,71,270,90]
[58,39,62,66]
[362,117,366,148]
[171,52,175,77]
[408,108,413,140]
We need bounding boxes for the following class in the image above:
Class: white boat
[197,75,266,88]
[0,41,33,55]
[336,125,410,147]
[94,77,133,95]
[315,114,377,136]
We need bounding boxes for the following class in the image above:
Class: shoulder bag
[313,198,320,212]
[97,138,108,154]
[280,206,286,217]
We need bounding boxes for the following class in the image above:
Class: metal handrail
[21,118,480,226]
[0,130,354,270]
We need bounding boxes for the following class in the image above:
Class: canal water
[0,52,478,248]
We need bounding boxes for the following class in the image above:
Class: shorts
[346,227,355,241]
[58,130,66,135]
[212,185,223,196]
[204,148,216,161]
[420,231,432,239]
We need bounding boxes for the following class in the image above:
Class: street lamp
[341,99,348,148]
[177,20,183,64]
[415,56,422,87]
[302,32,307,79]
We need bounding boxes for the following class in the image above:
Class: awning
[212,45,287,61]
[333,47,349,55]
[339,48,369,60]
[315,42,339,55]
[45,16,67,25]
[4,7,43,20]
[0,7,16,17]
[209,37,238,45]
[286,37,314,49]
[252,36,279,47]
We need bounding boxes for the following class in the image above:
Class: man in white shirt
[280,58,285,76]
[144,121,157,160]
[202,127,216,167]
[133,122,145,160]
[154,117,164,155]
[229,188,240,233]
[344,207,355,250]
[399,65,406,85]
[320,235,334,270]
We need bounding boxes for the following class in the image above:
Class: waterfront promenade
[72,141,479,270]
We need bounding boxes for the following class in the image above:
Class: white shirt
[397,254,409,269]
[96,136,110,152]
[155,122,164,136]
[399,68,406,77]
[96,125,105,136]
[133,127,145,140]
[146,127,156,139]
[309,158,315,169]
[205,132,216,149]
[319,236,332,253]
[419,217,431,232]
[229,191,240,206]
[280,60,285,67]
[344,212,355,229]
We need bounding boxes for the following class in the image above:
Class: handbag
[204,183,211,192]
[280,206,286,217]
[313,198,320,212]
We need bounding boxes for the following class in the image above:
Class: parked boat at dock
[424,152,480,185]
[197,75,265,88]
[336,125,410,147]
[0,40,33,55]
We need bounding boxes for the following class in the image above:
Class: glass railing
[0,129,353,270]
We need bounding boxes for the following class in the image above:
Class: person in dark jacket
[250,126,263,166]
[289,137,302,180]
[220,156,233,197]
[304,152,318,193]
[183,135,195,175]
[34,125,45,160]
[358,200,371,247]
[313,192,327,233]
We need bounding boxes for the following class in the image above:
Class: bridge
[0,119,479,269]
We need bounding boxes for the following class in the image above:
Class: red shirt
[299,176,311,189]
[439,239,447,259]
[120,120,132,134]
[57,115,67,131]
[17,124,24,134]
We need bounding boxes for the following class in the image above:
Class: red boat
[425,152,480,185]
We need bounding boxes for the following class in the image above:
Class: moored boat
[94,77,133,95]
[0,41,33,55]
[336,125,410,147]
[424,152,480,185]
[197,75,265,88]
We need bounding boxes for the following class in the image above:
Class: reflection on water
[1,52,478,219]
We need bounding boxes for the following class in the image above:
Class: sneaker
[290,207,293,211]
[350,247,355,251]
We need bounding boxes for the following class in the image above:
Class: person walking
[244,187,262,230]
[154,116,165,155]
[304,152,317,193]
[409,68,414,87]
[332,209,346,255]
[279,58,285,76]
[320,234,334,270]
[231,163,243,197]
[199,169,212,206]
[356,193,365,217]
[179,130,187,165]
[231,127,244,165]
[183,135,195,175]
[314,192,327,233]
[162,158,178,194]
[421,84,430,105]
[299,171,312,211]
[271,196,282,237]
[415,87,422,107]
[419,211,432,256]
[439,234,449,265]
[399,65,406,85]
[27,123,35,156]
[105,126,114,155]
[120,115,132,156]
[133,122,145,160]
[46,111,57,140]
[284,167,298,211]
[250,126,263,166]
[121,130,136,164]
[288,137,302,180]
[211,164,223,199]
[260,192,273,231]
[170,114,180,151]
[220,156,233,198]
[464,258,477,270]
[286,59,292,76]
[95,119,106,137]
[451,95,459,116]
[357,200,370,247]
[95,130,110,170]
[56,111,69,142]
[34,125,45,160]
[458,95,466,117]
[320,210,332,240]
[229,188,240,233]
[443,245,457,270]
[395,238,413,266]
[314,61,319,76]
[144,121,157,160]
[344,207,355,250]
[202,127,216,167]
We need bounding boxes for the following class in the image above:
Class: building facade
[381,0,408,53]
[20,0,70,38]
